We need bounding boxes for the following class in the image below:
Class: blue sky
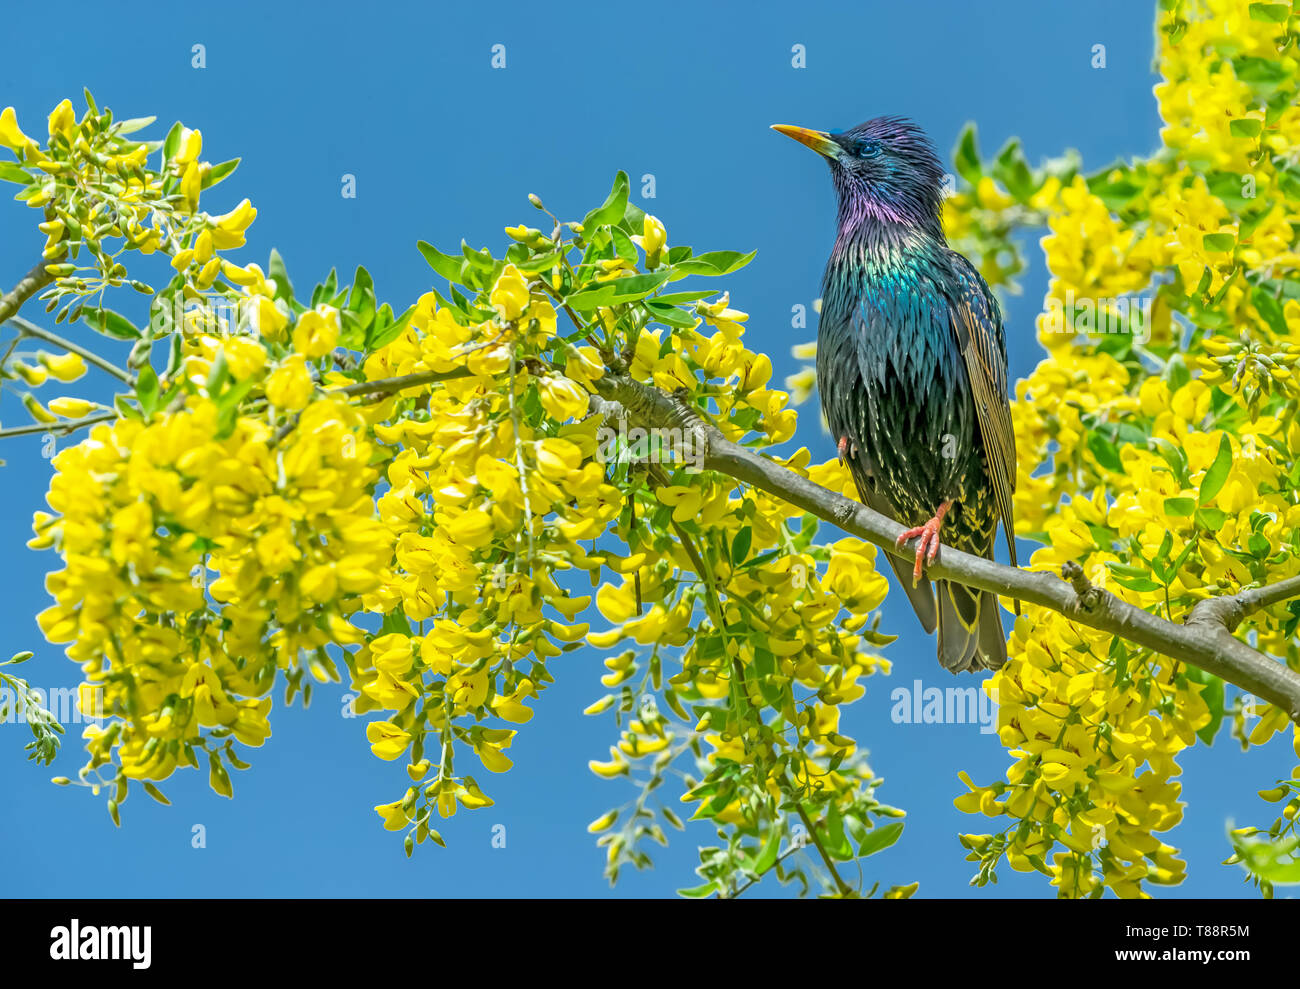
[1,0,1291,898]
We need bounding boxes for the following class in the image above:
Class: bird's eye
[857,140,881,159]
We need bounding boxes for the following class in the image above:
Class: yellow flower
[181,161,201,210]
[173,127,202,166]
[265,355,314,410]
[366,721,412,761]
[209,199,257,249]
[640,214,666,263]
[0,106,35,152]
[22,394,55,423]
[373,800,409,831]
[489,263,529,321]
[249,296,289,339]
[40,352,86,382]
[13,361,47,386]
[370,633,414,675]
[47,397,95,418]
[292,306,340,358]
[223,337,267,380]
[539,375,588,421]
[47,99,76,140]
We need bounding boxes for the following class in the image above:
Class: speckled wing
[949,255,1017,573]
[847,459,939,634]
[816,311,939,635]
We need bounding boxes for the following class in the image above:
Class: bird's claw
[896,513,946,585]
[837,435,857,464]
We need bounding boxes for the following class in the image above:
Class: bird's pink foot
[896,501,952,584]
[837,435,849,464]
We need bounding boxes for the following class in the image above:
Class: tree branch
[589,372,1300,722]
[0,258,55,328]
[333,367,472,398]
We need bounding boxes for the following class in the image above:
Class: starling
[773,117,1017,673]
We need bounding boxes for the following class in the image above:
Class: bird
[772,116,1017,673]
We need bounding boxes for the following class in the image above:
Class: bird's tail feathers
[936,580,1006,674]
[883,552,937,634]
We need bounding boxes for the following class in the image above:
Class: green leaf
[345,265,377,342]
[1248,3,1291,23]
[367,303,414,351]
[161,121,182,164]
[819,803,853,860]
[670,250,756,278]
[136,365,160,416]
[1229,118,1263,139]
[857,821,904,857]
[1163,497,1196,516]
[460,242,494,271]
[201,158,240,190]
[676,882,720,898]
[1202,232,1237,253]
[0,162,32,186]
[644,300,697,328]
[654,290,715,305]
[1231,830,1300,884]
[583,171,630,231]
[1252,286,1288,335]
[381,609,414,637]
[1086,432,1124,473]
[1195,506,1228,531]
[82,307,140,339]
[1198,433,1233,505]
[953,123,982,185]
[566,270,671,309]
[214,377,255,440]
[621,198,648,232]
[1185,667,1225,745]
[992,138,1035,201]
[1105,562,1152,578]
[417,240,466,285]
[754,824,782,875]
[1110,575,1164,592]
[515,249,563,274]
[310,269,339,308]
[268,248,294,303]
[610,227,638,263]
[1233,55,1290,88]
[113,116,156,137]
[113,395,142,421]
[731,526,752,564]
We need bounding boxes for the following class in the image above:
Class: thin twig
[0,411,116,440]
[8,315,134,384]
[333,366,472,397]
[790,793,853,897]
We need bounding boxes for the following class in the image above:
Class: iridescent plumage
[775,116,1017,673]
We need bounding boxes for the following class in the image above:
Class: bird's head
[772,116,945,232]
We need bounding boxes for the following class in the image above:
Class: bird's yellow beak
[770,124,839,159]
